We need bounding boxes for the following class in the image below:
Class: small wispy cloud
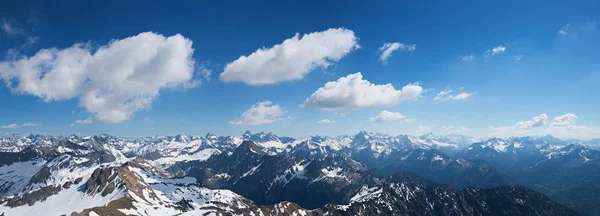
[317,119,334,124]
[404,118,417,124]
[462,55,475,61]
[441,125,470,134]
[484,46,506,57]
[197,60,213,81]
[1,18,25,36]
[558,24,570,36]
[514,55,525,61]
[70,117,93,127]
[416,125,431,134]
[1,122,40,129]
[378,42,416,63]
[22,36,39,48]
[433,88,473,101]
[333,112,348,117]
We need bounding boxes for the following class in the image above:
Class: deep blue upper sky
[1,0,599,139]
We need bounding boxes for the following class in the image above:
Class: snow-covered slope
[0,155,263,216]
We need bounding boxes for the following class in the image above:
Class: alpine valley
[0,131,598,216]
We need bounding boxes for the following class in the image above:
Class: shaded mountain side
[0,147,40,167]
[461,139,600,216]
[514,157,600,216]
[227,182,580,216]
[360,148,515,189]
[315,185,580,216]
[168,141,518,210]
[169,141,383,209]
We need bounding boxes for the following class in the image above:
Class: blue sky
[0,0,599,139]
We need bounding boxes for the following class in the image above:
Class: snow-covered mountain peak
[204,132,217,139]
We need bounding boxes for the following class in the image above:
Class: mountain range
[0,131,597,215]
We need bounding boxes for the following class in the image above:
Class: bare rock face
[71,158,259,216]
[1,185,62,208]
[124,157,172,177]
[72,166,156,215]
[82,162,163,202]
[28,166,52,185]
[82,167,121,197]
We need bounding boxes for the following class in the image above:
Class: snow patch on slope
[0,181,124,215]
[0,159,46,196]
[336,186,383,210]
[151,148,221,167]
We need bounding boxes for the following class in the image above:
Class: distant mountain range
[459,136,600,216]
[0,131,597,215]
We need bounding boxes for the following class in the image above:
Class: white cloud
[70,117,93,127]
[486,113,599,139]
[0,32,201,123]
[75,117,93,124]
[514,113,548,129]
[433,89,473,101]
[229,101,288,125]
[370,110,415,123]
[370,110,405,122]
[317,119,334,124]
[378,42,416,63]
[22,36,39,48]
[333,112,348,117]
[549,125,600,140]
[144,117,153,123]
[486,113,600,139]
[484,46,506,57]
[403,118,417,124]
[0,122,40,129]
[547,113,600,140]
[220,28,359,85]
[197,60,213,81]
[5,49,20,60]
[1,18,24,35]
[514,55,525,61]
[416,125,431,134]
[551,113,577,126]
[462,55,475,61]
[558,24,570,36]
[489,113,548,135]
[441,125,470,134]
[302,72,423,110]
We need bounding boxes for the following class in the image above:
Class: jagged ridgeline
[0,132,597,215]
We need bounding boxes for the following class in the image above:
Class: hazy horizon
[2,130,598,142]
